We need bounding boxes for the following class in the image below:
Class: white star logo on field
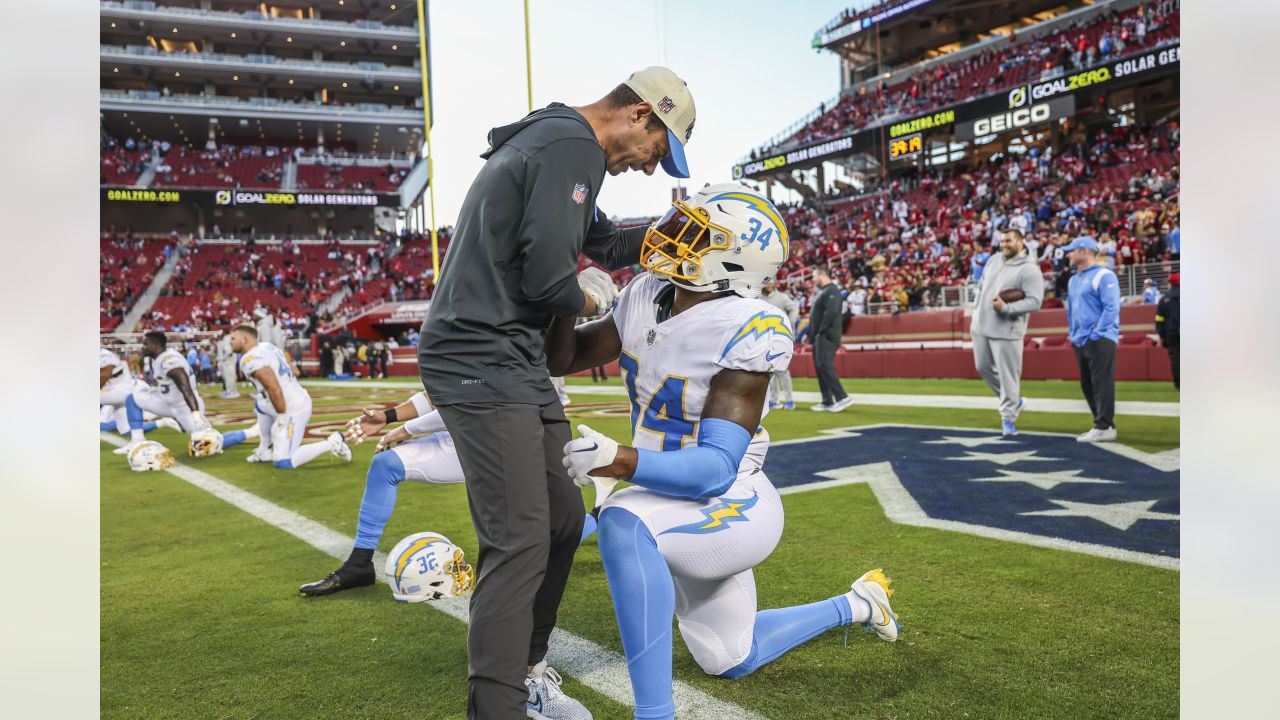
[1019,499,1180,531]
[946,450,1063,466]
[970,469,1118,491]
[924,435,1009,449]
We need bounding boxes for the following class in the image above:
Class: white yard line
[100,433,767,720]
[300,380,1179,417]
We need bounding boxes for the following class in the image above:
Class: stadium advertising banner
[101,188,398,207]
[1027,42,1180,104]
[732,133,867,180]
[954,93,1076,141]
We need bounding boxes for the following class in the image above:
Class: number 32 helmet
[640,182,790,298]
[385,532,476,602]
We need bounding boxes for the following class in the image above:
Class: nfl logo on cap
[658,96,675,113]
[571,183,587,205]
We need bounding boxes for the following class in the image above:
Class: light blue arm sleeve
[630,418,751,500]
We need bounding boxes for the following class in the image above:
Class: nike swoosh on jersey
[574,443,599,453]
[765,351,787,361]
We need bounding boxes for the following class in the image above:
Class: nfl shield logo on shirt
[571,183,587,205]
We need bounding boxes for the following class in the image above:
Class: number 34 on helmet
[640,181,790,299]
[385,532,476,602]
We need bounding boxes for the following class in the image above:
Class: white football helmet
[188,428,224,458]
[640,182,790,298]
[127,440,176,472]
[385,532,475,602]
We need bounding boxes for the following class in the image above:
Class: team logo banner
[766,425,1178,568]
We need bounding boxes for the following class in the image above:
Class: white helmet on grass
[385,532,475,602]
[640,182,790,298]
[188,428,224,458]
[128,440,176,472]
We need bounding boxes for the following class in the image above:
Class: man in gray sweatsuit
[971,228,1044,435]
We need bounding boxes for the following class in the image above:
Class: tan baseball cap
[623,66,695,178]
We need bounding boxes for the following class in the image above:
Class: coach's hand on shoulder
[344,408,387,445]
[563,424,621,485]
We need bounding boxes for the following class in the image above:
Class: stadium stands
[151,145,285,190]
[751,3,1180,158]
[142,238,385,332]
[100,233,175,331]
[771,119,1179,315]
[296,160,409,193]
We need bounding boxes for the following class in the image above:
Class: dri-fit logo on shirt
[460,379,487,385]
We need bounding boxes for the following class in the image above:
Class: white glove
[190,412,212,432]
[562,423,619,487]
[577,267,619,317]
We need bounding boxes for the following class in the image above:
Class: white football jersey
[150,348,197,399]
[100,348,132,390]
[239,341,309,409]
[612,273,794,470]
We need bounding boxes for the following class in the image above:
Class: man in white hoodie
[971,228,1045,435]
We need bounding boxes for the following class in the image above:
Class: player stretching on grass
[552,184,900,720]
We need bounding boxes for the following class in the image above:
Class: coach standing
[1064,235,1121,443]
[809,266,851,412]
[971,228,1044,435]
[1155,272,1180,390]
[418,67,696,720]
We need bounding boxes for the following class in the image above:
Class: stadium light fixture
[286,36,293,42]
[340,41,346,47]
[175,71,181,77]
[233,75,239,81]
[393,85,399,91]
[231,32,237,38]
[288,79,295,84]
[341,82,348,88]
[172,27,178,33]
[392,44,398,50]
[113,67,119,73]
[110,22,116,28]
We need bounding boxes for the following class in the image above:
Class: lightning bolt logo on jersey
[611,273,794,470]
[100,348,132,391]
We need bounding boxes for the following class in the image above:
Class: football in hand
[998,288,1026,303]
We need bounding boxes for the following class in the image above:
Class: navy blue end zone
[765,425,1179,566]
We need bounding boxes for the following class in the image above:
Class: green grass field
[101,378,1179,719]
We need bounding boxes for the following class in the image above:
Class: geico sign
[973,103,1052,136]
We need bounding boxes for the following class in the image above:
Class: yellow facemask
[640,200,734,282]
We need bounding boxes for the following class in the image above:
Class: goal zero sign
[956,94,1075,141]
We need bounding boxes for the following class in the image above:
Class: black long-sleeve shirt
[418,103,646,406]
[809,283,845,343]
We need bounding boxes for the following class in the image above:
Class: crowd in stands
[152,144,286,190]
[751,1,1179,158]
[772,119,1180,316]
[100,133,155,186]
[100,230,180,331]
[296,161,408,193]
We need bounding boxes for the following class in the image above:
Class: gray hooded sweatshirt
[970,248,1044,340]
[418,103,646,406]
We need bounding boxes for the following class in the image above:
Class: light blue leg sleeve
[125,395,145,430]
[222,429,247,448]
[580,512,597,543]
[597,507,676,720]
[719,596,854,679]
[353,451,406,550]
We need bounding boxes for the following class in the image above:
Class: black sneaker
[299,563,376,597]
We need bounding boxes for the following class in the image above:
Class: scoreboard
[889,132,923,160]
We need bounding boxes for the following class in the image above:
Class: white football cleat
[828,396,854,412]
[1076,427,1117,443]
[525,662,592,720]
[810,403,831,412]
[155,417,182,432]
[246,448,274,463]
[112,440,141,455]
[847,568,900,642]
[328,432,353,462]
